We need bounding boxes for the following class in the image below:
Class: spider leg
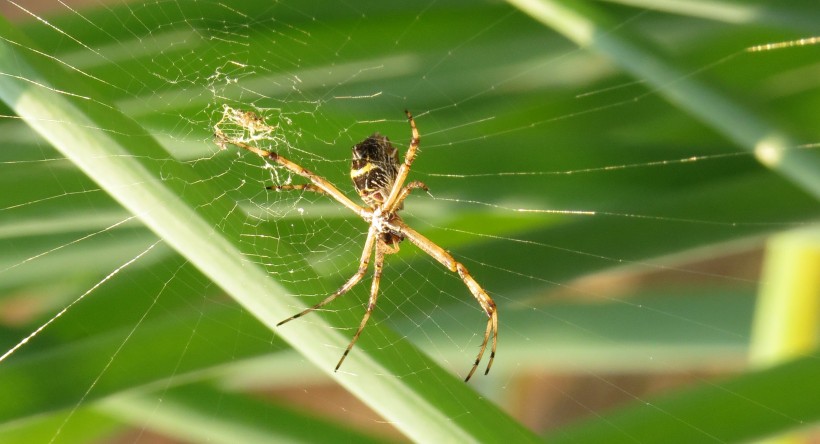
[383,110,421,213]
[277,226,377,327]
[268,184,325,193]
[336,239,387,372]
[458,262,498,382]
[391,220,497,381]
[391,180,428,210]
[215,132,369,219]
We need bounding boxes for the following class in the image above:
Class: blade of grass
[100,382,387,444]
[0,284,289,424]
[0,16,538,443]
[507,0,820,201]
[0,410,121,444]
[543,353,820,443]
[748,227,820,443]
[597,0,820,30]
[750,227,820,365]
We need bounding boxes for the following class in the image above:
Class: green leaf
[544,353,820,443]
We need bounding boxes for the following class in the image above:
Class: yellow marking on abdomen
[350,162,379,178]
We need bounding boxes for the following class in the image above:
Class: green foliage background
[0,0,819,442]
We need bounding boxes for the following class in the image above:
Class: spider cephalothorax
[215,109,497,381]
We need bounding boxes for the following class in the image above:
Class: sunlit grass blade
[750,227,820,365]
[507,0,820,200]
[543,353,820,443]
[598,0,820,30]
[748,227,820,442]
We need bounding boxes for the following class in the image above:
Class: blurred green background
[0,0,819,442]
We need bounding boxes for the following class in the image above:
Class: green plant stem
[751,228,820,365]
[507,0,820,201]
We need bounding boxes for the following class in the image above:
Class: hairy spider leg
[335,239,388,372]
[383,110,421,214]
[392,220,498,382]
[392,180,429,209]
[276,226,377,327]
[456,262,498,381]
[268,184,324,193]
[215,132,370,220]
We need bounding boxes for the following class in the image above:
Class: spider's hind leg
[276,227,377,327]
[459,263,498,382]
[336,240,388,372]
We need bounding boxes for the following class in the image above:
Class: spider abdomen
[351,133,399,208]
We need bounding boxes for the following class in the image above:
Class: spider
[215,108,497,381]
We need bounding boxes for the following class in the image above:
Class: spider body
[351,133,400,208]
[215,109,497,381]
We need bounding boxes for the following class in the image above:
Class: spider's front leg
[215,131,369,219]
[383,111,421,213]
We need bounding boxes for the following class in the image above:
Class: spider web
[1,1,819,442]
